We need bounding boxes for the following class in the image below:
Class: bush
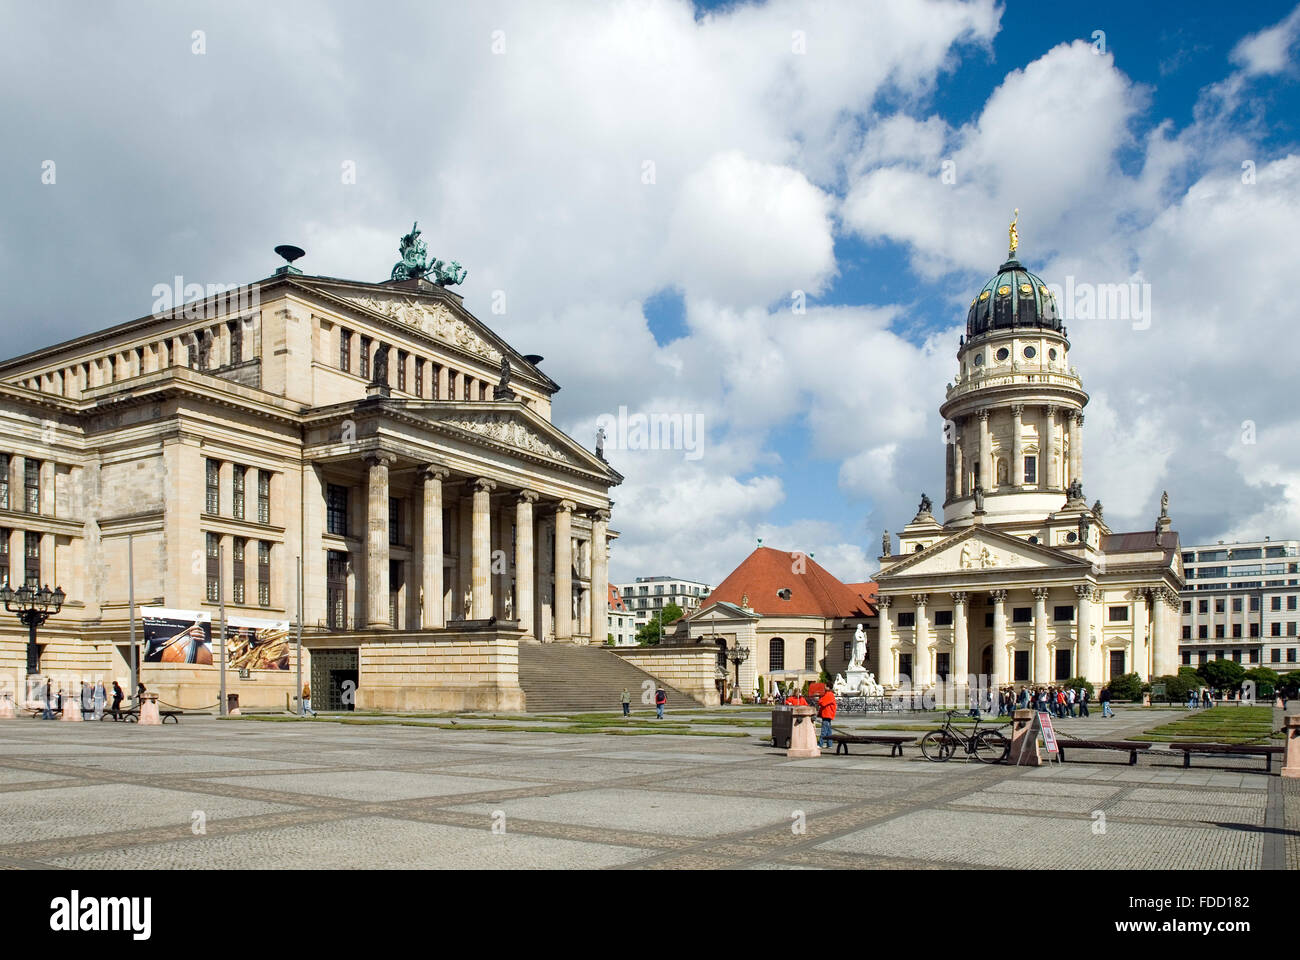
[1243,667,1279,699]
[1062,676,1095,698]
[1280,671,1300,698]
[1198,658,1246,692]
[1150,673,1197,703]
[1106,672,1143,701]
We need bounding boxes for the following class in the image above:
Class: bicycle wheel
[973,731,1009,764]
[920,730,955,762]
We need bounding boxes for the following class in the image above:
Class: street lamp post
[1,584,67,675]
[726,644,751,706]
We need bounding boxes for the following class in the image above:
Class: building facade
[615,575,713,632]
[874,233,1183,692]
[607,583,637,646]
[0,234,620,711]
[1178,538,1300,669]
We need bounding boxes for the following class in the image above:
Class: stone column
[365,454,394,629]
[990,590,1009,686]
[953,433,964,498]
[912,593,930,688]
[553,500,575,641]
[952,592,969,688]
[1032,587,1050,683]
[1133,589,1150,679]
[1069,412,1083,487]
[977,409,991,491]
[419,464,448,629]
[590,510,610,646]
[876,596,894,685]
[515,490,538,639]
[1011,404,1024,486]
[1042,405,1057,490]
[470,478,495,620]
[1075,584,1094,682]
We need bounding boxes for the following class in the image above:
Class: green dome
[965,259,1061,338]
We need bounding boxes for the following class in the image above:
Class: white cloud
[1230,6,1300,75]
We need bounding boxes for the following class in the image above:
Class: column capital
[977,408,991,422]
[876,595,893,609]
[364,452,395,469]
[1031,587,1050,602]
[1010,403,1024,417]
[419,463,450,482]
[555,499,577,514]
[516,488,540,504]
[911,593,930,607]
[1073,583,1092,599]
[988,589,1008,603]
[469,477,497,495]
[1072,412,1085,426]
[591,508,611,524]
[1043,403,1058,416]
[950,591,969,605]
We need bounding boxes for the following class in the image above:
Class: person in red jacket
[817,688,837,749]
[786,689,807,707]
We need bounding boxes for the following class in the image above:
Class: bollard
[138,693,162,726]
[0,694,14,719]
[786,705,820,758]
[1009,708,1041,766]
[1276,696,1285,710]
[60,694,82,722]
[1283,715,1300,780]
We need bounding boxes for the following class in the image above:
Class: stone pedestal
[1283,715,1300,780]
[1009,708,1041,766]
[787,705,820,758]
[139,694,162,725]
[1143,693,1151,706]
[60,696,82,721]
[0,695,14,719]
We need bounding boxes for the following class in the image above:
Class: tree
[1106,672,1143,702]
[1279,671,1300,698]
[637,601,685,645]
[1197,658,1246,692]
[1244,667,1279,698]
[1151,673,1196,703]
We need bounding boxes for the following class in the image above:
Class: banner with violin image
[141,608,291,670]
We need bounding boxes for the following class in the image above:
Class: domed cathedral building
[874,218,1184,694]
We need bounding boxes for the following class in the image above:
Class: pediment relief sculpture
[344,295,502,364]
[440,412,576,464]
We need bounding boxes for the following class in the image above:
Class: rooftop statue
[390,221,468,287]
[1008,208,1019,258]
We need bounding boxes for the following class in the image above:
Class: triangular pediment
[881,526,1092,580]
[426,403,615,477]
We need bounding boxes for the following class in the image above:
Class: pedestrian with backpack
[654,686,666,719]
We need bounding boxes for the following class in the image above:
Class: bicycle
[920,710,1010,763]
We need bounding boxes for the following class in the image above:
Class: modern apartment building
[615,576,713,632]
[1178,538,1300,670]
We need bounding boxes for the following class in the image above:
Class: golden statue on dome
[1008,208,1020,258]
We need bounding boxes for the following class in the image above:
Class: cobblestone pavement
[0,714,1293,870]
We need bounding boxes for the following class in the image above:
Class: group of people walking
[992,684,1113,719]
[34,678,127,720]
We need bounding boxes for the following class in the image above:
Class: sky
[2,0,1300,586]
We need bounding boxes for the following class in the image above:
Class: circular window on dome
[1024,345,1037,359]
[995,347,1009,362]
[997,285,1011,296]
[1066,532,1078,543]
[1048,348,1057,360]
[1028,536,1039,544]
[979,290,990,302]
[1019,283,1032,295]
[973,353,984,366]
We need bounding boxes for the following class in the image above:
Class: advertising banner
[141,609,291,670]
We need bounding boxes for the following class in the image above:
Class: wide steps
[517,644,700,713]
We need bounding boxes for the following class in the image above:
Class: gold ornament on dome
[979,290,990,301]
[1039,285,1050,298]
[1008,207,1019,257]
[1019,283,1032,295]
[997,285,1011,296]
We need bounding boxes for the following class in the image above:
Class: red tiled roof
[607,583,628,612]
[701,547,876,618]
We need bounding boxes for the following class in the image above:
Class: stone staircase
[517,644,701,714]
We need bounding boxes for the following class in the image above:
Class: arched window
[769,638,785,672]
[805,638,816,671]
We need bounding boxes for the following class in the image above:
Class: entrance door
[1055,649,1072,680]
[332,669,358,711]
[1013,650,1029,682]
[311,648,359,711]
[1109,649,1125,680]
[898,654,913,684]
[980,645,993,679]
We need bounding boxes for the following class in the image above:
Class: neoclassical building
[0,227,620,710]
[875,231,1183,692]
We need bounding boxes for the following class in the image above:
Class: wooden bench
[1055,739,1152,766]
[100,709,138,722]
[1170,742,1284,772]
[831,733,916,757]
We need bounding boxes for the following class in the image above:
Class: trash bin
[226,693,240,713]
[771,706,793,749]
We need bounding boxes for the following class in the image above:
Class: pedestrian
[80,681,94,720]
[1066,687,1076,717]
[41,677,55,720]
[654,686,666,719]
[1100,685,1113,718]
[136,680,147,708]
[1079,686,1090,718]
[621,687,630,717]
[111,680,123,720]
[93,679,106,720]
[301,683,316,717]
[816,686,837,749]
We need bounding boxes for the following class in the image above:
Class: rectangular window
[24,531,39,587]
[934,610,953,626]
[1251,596,1261,611]
[1023,456,1036,485]
[432,364,442,399]
[1232,649,1242,663]
[1272,648,1282,663]
[359,337,371,380]
[205,458,220,515]
[1290,596,1298,611]
[233,538,246,604]
[0,453,9,509]
[1013,650,1029,682]
[1215,599,1225,613]
[1198,599,1209,614]
[257,470,270,524]
[1181,651,1190,666]
[843,641,851,662]
[414,359,424,397]
[1199,625,1208,639]
[24,458,40,513]
[257,541,270,606]
[326,484,349,536]
[1271,596,1281,611]
[1271,623,1281,637]
[463,376,472,400]
[397,351,407,391]
[448,369,457,400]
[1053,605,1074,621]
[1290,622,1298,637]
[228,320,242,365]
[389,497,400,546]
[327,550,348,629]
[984,612,993,628]
[936,652,950,680]
[1012,607,1032,624]
[1250,623,1260,638]
[340,329,351,372]
[1108,606,1129,622]
[206,532,220,602]
[1215,624,1224,638]
[1182,600,1190,614]
[1232,624,1241,638]
[1289,648,1297,663]
[0,528,8,586]
[232,466,246,520]
[1182,625,1191,639]
[390,559,402,628]
[897,612,915,628]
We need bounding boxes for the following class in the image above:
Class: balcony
[945,367,1083,401]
